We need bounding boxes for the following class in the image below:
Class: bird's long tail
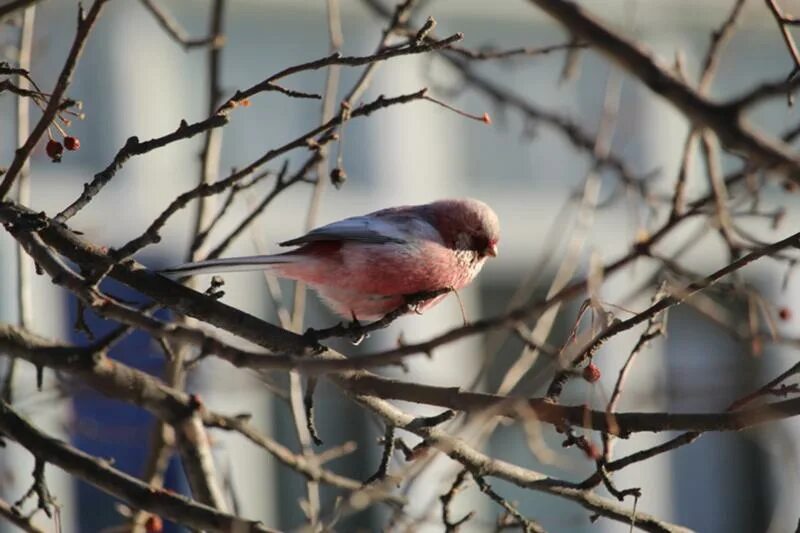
[160,254,295,277]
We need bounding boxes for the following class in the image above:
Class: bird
[162,198,499,321]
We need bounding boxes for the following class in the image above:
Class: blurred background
[2,0,800,531]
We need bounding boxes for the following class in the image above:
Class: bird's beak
[487,242,498,257]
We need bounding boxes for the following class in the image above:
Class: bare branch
[527,0,800,181]
[0,400,278,532]
[0,0,110,200]
[139,0,221,50]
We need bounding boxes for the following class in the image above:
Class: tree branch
[0,400,277,532]
[0,0,109,200]
[527,0,800,181]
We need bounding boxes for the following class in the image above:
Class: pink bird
[163,198,499,321]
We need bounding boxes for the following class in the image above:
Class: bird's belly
[314,288,405,321]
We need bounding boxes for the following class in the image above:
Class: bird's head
[428,198,500,259]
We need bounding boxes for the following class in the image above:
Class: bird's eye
[471,235,487,252]
[472,236,498,257]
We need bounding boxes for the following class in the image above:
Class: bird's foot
[347,313,369,345]
[403,291,436,315]
[301,328,327,353]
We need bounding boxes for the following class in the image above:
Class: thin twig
[473,473,546,533]
[139,0,220,50]
[446,41,585,61]
[528,0,800,181]
[365,424,396,484]
[765,0,800,105]
[112,89,429,260]
[440,469,473,532]
[0,0,110,200]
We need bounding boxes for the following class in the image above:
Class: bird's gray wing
[279,215,410,247]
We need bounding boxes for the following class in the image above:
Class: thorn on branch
[393,437,415,460]
[398,439,431,461]
[768,382,800,398]
[74,300,95,340]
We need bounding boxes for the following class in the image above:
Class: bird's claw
[349,331,368,345]
[403,294,428,315]
[301,328,326,353]
[347,313,368,345]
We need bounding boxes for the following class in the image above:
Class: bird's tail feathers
[160,254,294,277]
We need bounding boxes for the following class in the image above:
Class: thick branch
[0,401,276,532]
[0,324,389,497]
[528,0,800,181]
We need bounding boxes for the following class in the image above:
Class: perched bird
[162,198,499,321]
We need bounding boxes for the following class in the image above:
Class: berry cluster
[45,135,80,162]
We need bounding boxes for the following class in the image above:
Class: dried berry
[330,167,347,189]
[583,363,601,383]
[189,393,203,410]
[145,515,163,533]
[64,136,81,151]
[46,140,63,162]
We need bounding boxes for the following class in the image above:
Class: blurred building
[1,1,800,531]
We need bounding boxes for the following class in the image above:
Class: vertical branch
[132,3,228,525]
[176,0,228,511]
[765,0,800,104]
[3,4,36,403]
[671,0,746,222]
[189,0,226,261]
[284,1,422,522]
[130,339,182,532]
[289,0,419,330]
[287,2,343,526]
[698,0,748,94]
[699,131,737,252]
[175,413,229,511]
[499,71,622,396]
[290,0,344,330]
